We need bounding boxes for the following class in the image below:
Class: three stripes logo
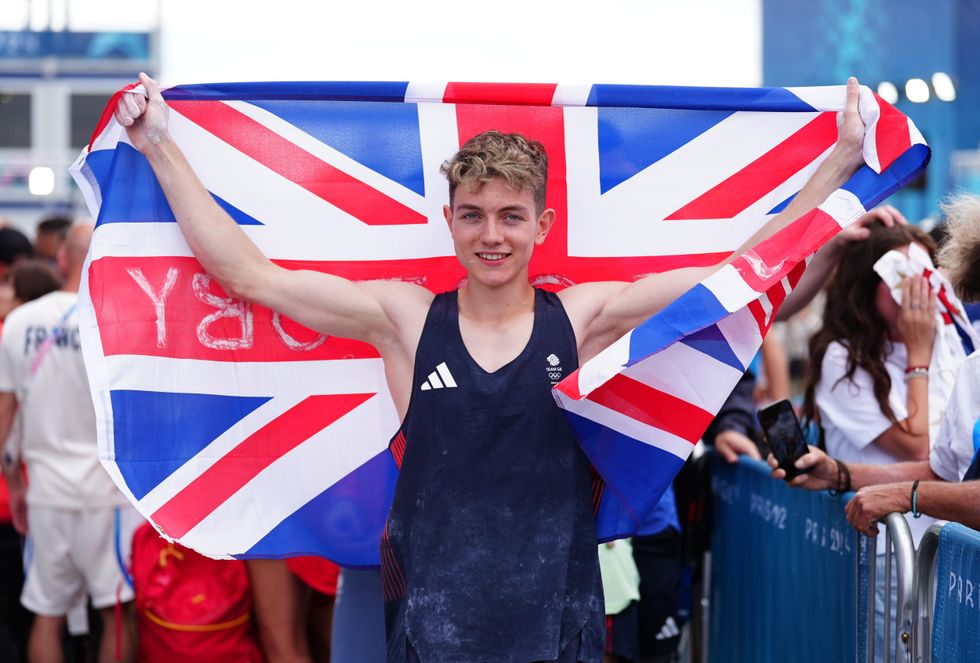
[420,362,457,391]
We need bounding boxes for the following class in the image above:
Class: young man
[115,74,866,662]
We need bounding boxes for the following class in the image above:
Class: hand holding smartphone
[758,399,810,480]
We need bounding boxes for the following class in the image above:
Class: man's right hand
[768,444,839,491]
[113,72,170,153]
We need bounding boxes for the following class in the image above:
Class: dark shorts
[406,632,583,663]
[632,527,682,658]
[605,601,640,662]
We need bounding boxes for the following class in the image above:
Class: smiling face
[443,178,554,289]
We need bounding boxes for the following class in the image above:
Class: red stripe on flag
[765,279,789,313]
[937,287,960,322]
[168,101,427,226]
[586,374,711,444]
[729,207,841,292]
[89,251,736,363]
[666,112,838,220]
[151,393,375,539]
[554,368,584,400]
[872,94,913,172]
[747,300,768,336]
[787,260,807,289]
[443,83,559,106]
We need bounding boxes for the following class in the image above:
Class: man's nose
[481,218,503,244]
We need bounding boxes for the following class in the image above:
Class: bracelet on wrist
[904,367,929,383]
[828,459,852,496]
[839,460,852,493]
[905,364,929,373]
[911,480,922,519]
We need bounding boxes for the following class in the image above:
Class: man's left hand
[844,483,912,537]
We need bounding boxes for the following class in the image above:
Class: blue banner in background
[932,522,980,661]
[0,30,150,60]
[708,456,870,662]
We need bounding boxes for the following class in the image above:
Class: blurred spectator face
[34,216,72,262]
[0,259,62,321]
[35,231,62,261]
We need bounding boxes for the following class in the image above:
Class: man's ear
[534,208,556,245]
[443,204,453,232]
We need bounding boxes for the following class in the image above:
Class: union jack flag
[70,81,928,564]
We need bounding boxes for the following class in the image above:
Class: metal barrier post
[883,513,915,663]
[884,527,892,663]
[866,535,876,663]
[911,522,946,663]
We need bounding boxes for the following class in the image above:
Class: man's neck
[458,278,535,324]
[60,273,81,294]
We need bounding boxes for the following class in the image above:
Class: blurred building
[0,1,159,231]
[764,0,980,221]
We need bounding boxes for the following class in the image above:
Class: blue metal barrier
[707,455,872,662]
[926,522,980,661]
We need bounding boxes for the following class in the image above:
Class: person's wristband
[905,364,929,373]
[904,367,929,383]
[911,480,922,519]
[828,459,852,496]
[839,460,852,493]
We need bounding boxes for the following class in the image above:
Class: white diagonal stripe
[427,371,444,389]
[435,362,456,388]
[180,393,394,557]
[553,392,693,460]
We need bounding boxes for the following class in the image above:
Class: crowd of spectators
[0,192,977,663]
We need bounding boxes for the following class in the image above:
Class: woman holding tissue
[799,221,962,545]
[788,220,965,661]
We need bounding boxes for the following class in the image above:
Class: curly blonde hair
[938,194,980,302]
[440,130,548,212]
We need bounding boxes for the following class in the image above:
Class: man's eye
[505,214,524,222]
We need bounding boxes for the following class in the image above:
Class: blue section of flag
[249,100,425,196]
[768,191,797,214]
[597,107,732,193]
[626,284,730,366]
[110,390,270,500]
[564,410,685,541]
[682,324,746,372]
[86,145,263,226]
[164,81,411,103]
[842,143,931,210]
[243,449,398,567]
[587,85,816,111]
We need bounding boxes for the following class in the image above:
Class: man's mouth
[476,252,509,262]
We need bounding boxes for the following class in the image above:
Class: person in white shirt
[797,221,956,548]
[0,223,139,663]
[773,195,980,533]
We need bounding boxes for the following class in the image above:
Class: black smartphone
[758,399,809,479]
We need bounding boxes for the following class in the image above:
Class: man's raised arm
[114,74,431,351]
[565,78,867,358]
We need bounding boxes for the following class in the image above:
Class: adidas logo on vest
[420,362,457,391]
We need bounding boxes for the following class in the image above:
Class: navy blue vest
[381,289,604,663]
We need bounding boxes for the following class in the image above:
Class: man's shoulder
[2,292,75,341]
[5,291,75,325]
